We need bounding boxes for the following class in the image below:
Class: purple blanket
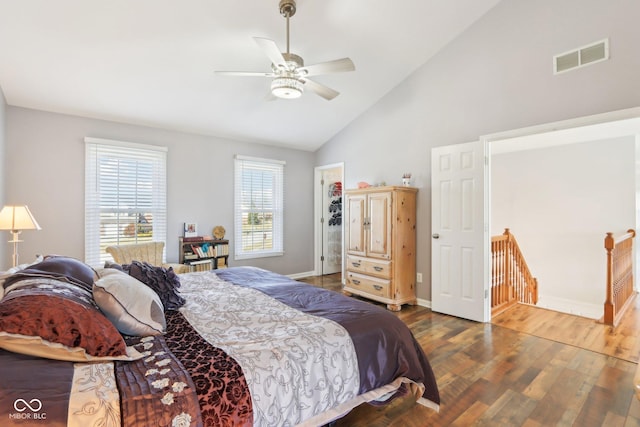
[216,267,440,406]
[0,350,73,426]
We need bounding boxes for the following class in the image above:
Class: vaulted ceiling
[0,0,501,151]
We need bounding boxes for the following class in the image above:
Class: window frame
[85,137,167,267]
[234,155,285,260]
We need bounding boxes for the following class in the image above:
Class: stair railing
[491,228,538,316]
[603,229,636,326]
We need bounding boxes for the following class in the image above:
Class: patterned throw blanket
[178,270,361,426]
[215,267,439,406]
[163,311,253,426]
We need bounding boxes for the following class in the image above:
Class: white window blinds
[234,155,285,259]
[85,137,167,267]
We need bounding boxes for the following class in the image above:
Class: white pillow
[93,268,166,336]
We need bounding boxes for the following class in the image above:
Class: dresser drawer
[346,256,391,279]
[345,272,391,299]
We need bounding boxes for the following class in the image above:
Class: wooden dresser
[343,186,417,311]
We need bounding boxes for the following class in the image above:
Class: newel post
[604,232,615,325]
[504,228,512,299]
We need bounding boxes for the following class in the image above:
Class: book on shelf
[207,246,214,257]
[191,259,213,272]
[189,259,212,265]
[182,236,205,242]
[191,245,206,258]
[217,244,229,256]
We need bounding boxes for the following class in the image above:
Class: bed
[0,256,439,426]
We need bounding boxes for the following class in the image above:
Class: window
[85,137,167,267]
[234,155,285,259]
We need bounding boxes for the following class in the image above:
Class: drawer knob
[352,262,361,267]
[373,266,383,271]
[373,285,383,291]
[352,279,361,285]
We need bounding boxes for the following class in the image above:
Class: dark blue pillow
[3,256,97,293]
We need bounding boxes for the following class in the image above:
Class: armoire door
[345,193,366,256]
[367,191,392,259]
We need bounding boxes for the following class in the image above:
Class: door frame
[313,162,345,277]
[482,107,640,148]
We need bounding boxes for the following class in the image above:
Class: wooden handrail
[603,229,636,326]
[491,228,538,316]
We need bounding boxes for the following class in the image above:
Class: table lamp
[0,205,41,267]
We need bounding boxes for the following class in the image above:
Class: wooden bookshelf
[178,237,229,271]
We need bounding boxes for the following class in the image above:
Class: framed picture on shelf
[183,222,198,238]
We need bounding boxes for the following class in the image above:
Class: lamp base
[8,230,22,268]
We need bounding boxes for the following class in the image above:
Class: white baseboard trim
[416,298,431,308]
[535,295,601,319]
[288,271,316,280]
[414,296,600,319]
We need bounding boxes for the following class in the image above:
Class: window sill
[235,251,284,261]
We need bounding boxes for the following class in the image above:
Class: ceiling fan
[215,0,355,101]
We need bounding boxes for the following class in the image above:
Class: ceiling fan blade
[301,78,339,100]
[215,71,275,77]
[254,37,286,68]
[299,58,355,77]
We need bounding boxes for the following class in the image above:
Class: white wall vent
[553,39,609,74]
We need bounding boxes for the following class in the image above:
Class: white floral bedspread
[179,271,360,426]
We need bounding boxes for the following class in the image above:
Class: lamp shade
[0,205,41,231]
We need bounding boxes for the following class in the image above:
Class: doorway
[431,107,640,322]
[314,163,344,277]
[488,114,640,319]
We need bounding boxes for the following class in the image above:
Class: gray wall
[0,86,6,266]
[315,0,640,301]
[5,107,315,274]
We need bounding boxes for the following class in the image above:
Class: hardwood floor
[492,297,640,364]
[298,273,640,426]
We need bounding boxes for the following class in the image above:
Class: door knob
[432,233,440,239]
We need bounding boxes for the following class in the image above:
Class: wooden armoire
[343,186,418,311]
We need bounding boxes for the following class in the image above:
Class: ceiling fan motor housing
[279,0,296,18]
[282,53,303,68]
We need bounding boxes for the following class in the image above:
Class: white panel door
[431,141,489,322]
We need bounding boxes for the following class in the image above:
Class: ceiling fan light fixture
[271,76,303,99]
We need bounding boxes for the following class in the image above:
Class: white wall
[491,138,635,318]
[315,0,640,302]
[5,107,315,274]
[0,86,6,266]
